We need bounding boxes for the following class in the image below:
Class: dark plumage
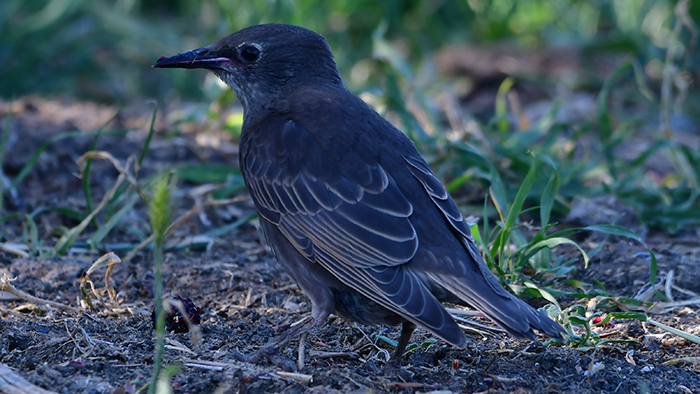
[154,23,565,367]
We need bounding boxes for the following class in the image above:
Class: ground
[1,97,699,394]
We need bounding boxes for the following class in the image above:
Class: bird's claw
[383,359,413,382]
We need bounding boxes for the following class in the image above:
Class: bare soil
[1,97,699,394]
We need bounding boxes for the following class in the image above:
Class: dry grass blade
[111,306,151,317]
[655,299,700,309]
[121,234,154,264]
[165,195,250,240]
[663,357,700,366]
[183,360,229,371]
[0,363,58,394]
[164,338,196,355]
[664,270,675,301]
[297,332,305,371]
[1,274,75,312]
[275,371,313,384]
[80,252,122,311]
[76,151,147,202]
[0,243,29,258]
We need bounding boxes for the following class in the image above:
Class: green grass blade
[535,154,559,228]
[451,141,509,221]
[496,154,536,266]
[55,173,126,255]
[203,213,256,238]
[138,105,158,169]
[608,312,648,321]
[31,206,86,221]
[174,164,242,183]
[648,319,700,345]
[679,146,700,192]
[597,60,633,180]
[629,139,674,168]
[11,140,53,188]
[0,212,27,224]
[522,237,590,269]
[523,282,560,308]
[495,77,515,134]
[446,172,474,194]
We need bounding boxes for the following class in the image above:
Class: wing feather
[315,248,466,346]
[241,117,467,347]
[404,155,473,239]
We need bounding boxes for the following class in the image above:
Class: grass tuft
[147,174,175,394]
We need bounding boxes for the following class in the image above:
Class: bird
[154,23,565,370]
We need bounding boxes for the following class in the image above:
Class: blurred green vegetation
[1,0,698,102]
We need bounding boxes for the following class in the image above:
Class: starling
[154,23,565,368]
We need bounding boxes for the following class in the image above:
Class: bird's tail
[429,243,565,341]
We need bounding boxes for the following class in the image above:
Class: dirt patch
[1,98,699,393]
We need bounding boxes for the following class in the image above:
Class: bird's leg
[385,321,416,375]
[231,312,329,371]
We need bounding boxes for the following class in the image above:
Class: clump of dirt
[1,98,699,393]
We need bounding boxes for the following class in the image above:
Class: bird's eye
[240,45,260,63]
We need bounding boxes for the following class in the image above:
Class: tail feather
[427,273,565,341]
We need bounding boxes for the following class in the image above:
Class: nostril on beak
[197,49,209,56]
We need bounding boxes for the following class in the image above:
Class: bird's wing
[242,117,466,346]
[244,118,418,268]
[404,154,565,340]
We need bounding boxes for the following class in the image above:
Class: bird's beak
[152,46,230,69]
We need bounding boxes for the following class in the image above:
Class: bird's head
[153,24,342,111]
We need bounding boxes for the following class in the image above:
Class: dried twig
[65,321,96,358]
[297,333,306,371]
[1,274,75,312]
[275,371,313,384]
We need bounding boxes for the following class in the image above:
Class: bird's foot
[229,316,317,372]
[381,321,415,381]
[383,357,413,382]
